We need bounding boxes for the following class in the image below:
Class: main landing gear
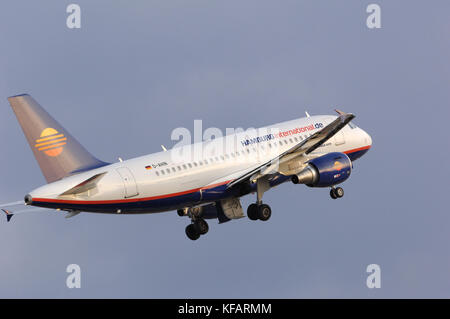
[178,207,209,241]
[330,186,344,199]
[185,218,209,241]
[247,203,272,221]
[247,176,272,222]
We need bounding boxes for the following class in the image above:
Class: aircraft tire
[247,203,259,220]
[335,187,344,198]
[185,224,200,240]
[257,204,271,221]
[330,189,338,199]
[194,219,209,235]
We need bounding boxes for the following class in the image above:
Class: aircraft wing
[226,110,355,189]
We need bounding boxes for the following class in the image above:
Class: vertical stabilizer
[8,94,108,183]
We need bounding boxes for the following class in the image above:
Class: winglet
[334,109,346,116]
[1,209,14,222]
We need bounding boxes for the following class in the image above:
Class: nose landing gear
[247,176,272,221]
[330,186,344,199]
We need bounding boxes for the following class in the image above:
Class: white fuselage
[27,115,372,213]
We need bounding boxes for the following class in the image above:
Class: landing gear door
[116,167,139,198]
[220,197,244,220]
[334,131,345,146]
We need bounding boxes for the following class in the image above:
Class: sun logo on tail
[34,128,66,157]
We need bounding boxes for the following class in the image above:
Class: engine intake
[291,152,352,187]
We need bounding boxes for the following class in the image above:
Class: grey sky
[0,0,449,298]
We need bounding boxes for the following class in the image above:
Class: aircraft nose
[363,129,372,147]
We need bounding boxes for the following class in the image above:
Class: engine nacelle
[291,152,352,187]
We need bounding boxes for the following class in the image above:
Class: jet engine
[291,152,352,187]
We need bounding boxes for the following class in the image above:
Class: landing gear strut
[247,176,272,221]
[330,187,344,199]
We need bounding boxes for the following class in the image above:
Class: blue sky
[0,0,449,298]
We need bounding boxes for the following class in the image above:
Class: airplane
[4,94,372,240]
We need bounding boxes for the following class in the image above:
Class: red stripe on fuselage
[343,145,371,154]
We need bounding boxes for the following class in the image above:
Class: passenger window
[156,171,160,176]
[193,162,198,167]
[166,168,170,174]
[161,170,165,175]
[188,163,192,168]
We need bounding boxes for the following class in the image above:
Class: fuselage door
[334,131,345,146]
[116,167,139,198]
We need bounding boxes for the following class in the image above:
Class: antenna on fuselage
[305,111,311,117]
[161,145,167,152]
[118,157,123,162]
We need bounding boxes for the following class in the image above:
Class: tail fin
[8,94,108,183]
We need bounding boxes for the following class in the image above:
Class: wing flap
[59,172,107,196]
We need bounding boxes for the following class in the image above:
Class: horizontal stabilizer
[60,172,107,196]
[2,209,14,222]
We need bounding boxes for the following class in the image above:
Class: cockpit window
[348,122,357,129]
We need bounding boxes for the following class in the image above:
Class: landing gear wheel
[335,187,344,198]
[257,204,272,221]
[247,203,259,221]
[185,224,200,240]
[330,189,338,199]
[194,219,209,235]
